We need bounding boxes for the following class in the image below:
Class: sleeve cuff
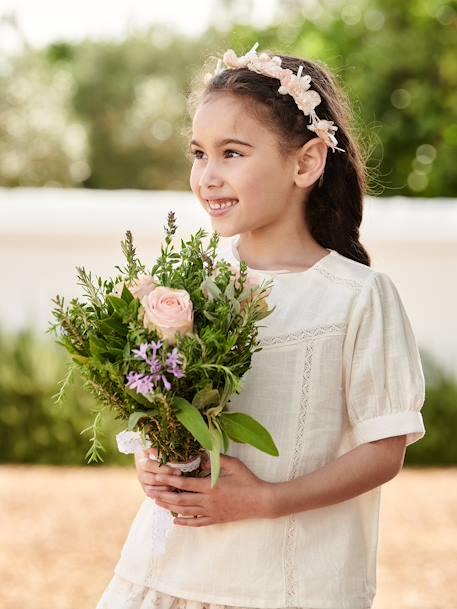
[351,411,425,447]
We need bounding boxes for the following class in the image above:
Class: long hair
[186,49,371,266]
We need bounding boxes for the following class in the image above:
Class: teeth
[208,199,238,210]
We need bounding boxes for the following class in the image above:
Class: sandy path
[0,465,455,609]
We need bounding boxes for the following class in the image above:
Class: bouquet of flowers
[49,212,278,488]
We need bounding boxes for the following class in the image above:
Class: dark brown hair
[185,49,371,266]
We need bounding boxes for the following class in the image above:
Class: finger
[173,516,214,527]
[155,501,203,518]
[139,459,182,476]
[143,484,173,493]
[138,472,160,486]
[139,472,178,489]
[155,474,210,493]
[149,490,205,506]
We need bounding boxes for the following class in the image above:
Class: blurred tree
[273,0,457,196]
[0,16,90,187]
[0,1,455,195]
[47,28,229,190]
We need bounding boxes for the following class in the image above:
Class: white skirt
[96,573,246,609]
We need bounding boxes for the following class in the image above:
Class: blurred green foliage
[0,328,455,466]
[0,329,126,465]
[0,0,456,194]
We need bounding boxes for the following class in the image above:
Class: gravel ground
[0,465,455,609]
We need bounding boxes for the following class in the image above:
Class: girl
[97,43,426,609]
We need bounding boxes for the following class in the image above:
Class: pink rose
[141,286,193,344]
[112,274,157,299]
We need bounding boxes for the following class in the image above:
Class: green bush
[0,329,455,466]
[405,348,457,466]
[0,328,126,465]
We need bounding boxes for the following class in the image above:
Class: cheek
[239,158,281,194]
[189,163,200,194]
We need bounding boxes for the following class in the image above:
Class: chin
[209,222,238,238]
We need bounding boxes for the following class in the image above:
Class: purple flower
[132,343,150,361]
[126,371,154,396]
[132,341,163,365]
[149,358,162,375]
[136,375,154,396]
[126,371,141,386]
[161,374,171,391]
[127,342,183,395]
[149,340,163,360]
[166,347,185,379]
[166,347,181,368]
[171,368,185,379]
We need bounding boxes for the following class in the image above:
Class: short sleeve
[342,271,426,447]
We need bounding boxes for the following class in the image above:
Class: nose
[198,160,224,190]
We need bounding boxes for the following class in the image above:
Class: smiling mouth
[206,199,239,210]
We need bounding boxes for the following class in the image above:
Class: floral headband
[204,42,345,154]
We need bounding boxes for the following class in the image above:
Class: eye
[224,149,242,158]
[189,149,242,160]
[190,149,205,160]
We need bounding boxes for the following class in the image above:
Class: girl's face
[189,94,301,238]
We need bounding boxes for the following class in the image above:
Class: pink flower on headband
[307,119,340,150]
[205,42,346,154]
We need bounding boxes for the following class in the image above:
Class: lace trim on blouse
[280,322,347,605]
[315,266,365,290]
[260,322,347,348]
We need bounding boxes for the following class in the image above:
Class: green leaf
[128,411,149,431]
[125,388,157,409]
[192,388,220,410]
[71,353,89,364]
[56,339,83,356]
[89,335,108,359]
[203,310,218,322]
[220,412,279,456]
[107,295,129,315]
[121,284,134,303]
[99,315,127,335]
[224,281,235,300]
[238,288,253,301]
[229,297,241,314]
[200,277,221,300]
[128,298,140,315]
[256,304,275,321]
[107,347,124,359]
[220,424,230,453]
[173,397,213,450]
[209,424,222,488]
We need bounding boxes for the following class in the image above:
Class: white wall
[1,188,456,378]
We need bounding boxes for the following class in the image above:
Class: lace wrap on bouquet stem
[148,452,202,554]
[116,430,202,554]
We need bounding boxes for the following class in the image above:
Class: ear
[293,138,328,189]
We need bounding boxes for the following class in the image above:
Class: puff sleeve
[342,271,426,447]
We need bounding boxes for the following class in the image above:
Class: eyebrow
[190,138,254,148]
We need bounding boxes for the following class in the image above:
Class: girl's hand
[148,454,274,527]
[135,448,182,495]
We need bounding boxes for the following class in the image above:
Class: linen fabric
[101,236,426,609]
[96,574,318,609]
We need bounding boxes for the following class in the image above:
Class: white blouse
[113,236,426,609]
